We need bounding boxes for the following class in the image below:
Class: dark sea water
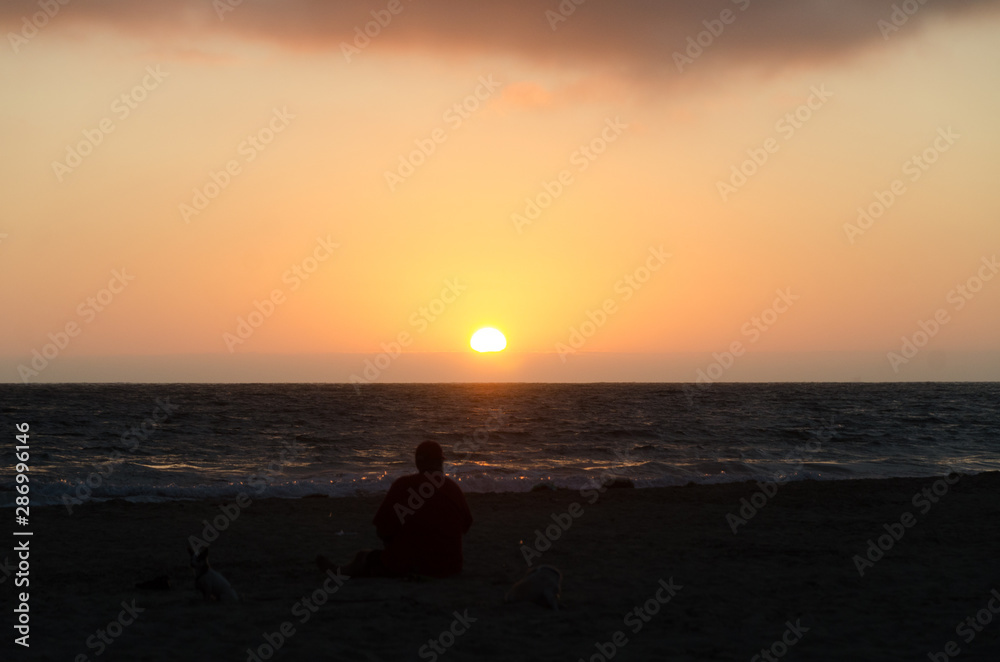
[1,383,998,507]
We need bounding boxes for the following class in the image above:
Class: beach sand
[15,472,1000,661]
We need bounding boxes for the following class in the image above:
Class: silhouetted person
[317,441,473,578]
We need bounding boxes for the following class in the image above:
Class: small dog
[505,565,562,610]
[188,544,239,602]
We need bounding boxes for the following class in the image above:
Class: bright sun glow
[470,327,507,353]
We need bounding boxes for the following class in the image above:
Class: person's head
[415,441,444,473]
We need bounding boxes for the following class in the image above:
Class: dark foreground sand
[10,472,1000,661]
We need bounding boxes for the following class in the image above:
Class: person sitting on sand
[317,441,473,578]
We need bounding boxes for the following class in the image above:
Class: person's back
[373,468,472,577]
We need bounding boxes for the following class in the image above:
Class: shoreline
[12,466,993,509]
[15,471,1000,660]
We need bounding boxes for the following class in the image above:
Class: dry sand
[11,472,1000,661]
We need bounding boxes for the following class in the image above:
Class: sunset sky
[2,0,999,382]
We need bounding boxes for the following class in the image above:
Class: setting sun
[470,328,507,353]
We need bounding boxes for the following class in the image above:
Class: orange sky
[2,0,999,382]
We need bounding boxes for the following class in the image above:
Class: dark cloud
[4,0,998,71]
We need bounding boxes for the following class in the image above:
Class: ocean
[2,383,998,508]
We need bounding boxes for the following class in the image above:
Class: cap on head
[415,441,444,472]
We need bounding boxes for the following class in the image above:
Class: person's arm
[376,519,396,543]
[449,483,474,534]
[373,479,406,542]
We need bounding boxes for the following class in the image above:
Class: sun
[470,327,507,353]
